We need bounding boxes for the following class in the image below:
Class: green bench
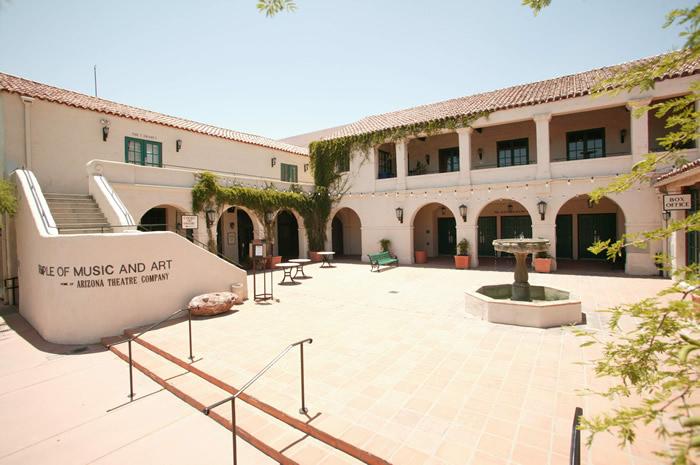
[368,251,399,272]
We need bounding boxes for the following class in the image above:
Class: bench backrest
[369,251,391,261]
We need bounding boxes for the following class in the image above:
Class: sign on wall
[37,260,172,289]
[663,194,692,211]
[181,215,198,229]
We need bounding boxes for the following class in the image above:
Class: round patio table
[289,258,311,278]
[275,263,300,284]
[317,251,335,268]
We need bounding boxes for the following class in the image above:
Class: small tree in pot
[534,249,552,273]
[455,238,470,269]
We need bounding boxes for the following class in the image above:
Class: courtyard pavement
[0,257,676,464]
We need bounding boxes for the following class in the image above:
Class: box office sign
[181,215,198,229]
[663,194,692,211]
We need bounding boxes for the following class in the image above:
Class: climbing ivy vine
[192,111,490,254]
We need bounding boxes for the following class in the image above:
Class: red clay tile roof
[327,52,700,140]
[655,158,700,183]
[0,72,308,156]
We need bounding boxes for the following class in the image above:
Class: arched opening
[331,208,362,258]
[237,209,254,263]
[277,210,299,260]
[477,199,531,257]
[412,202,455,259]
[139,205,192,241]
[555,195,625,270]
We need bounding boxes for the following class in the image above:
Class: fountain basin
[466,284,582,328]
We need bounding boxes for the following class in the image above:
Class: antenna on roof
[94,65,98,97]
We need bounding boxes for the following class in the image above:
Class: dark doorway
[237,210,254,262]
[501,215,532,239]
[556,214,573,259]
[438,217,457,255]
[139,207,166,232]
[478,216,497,256]
[277,210,299,260]
[578,213,616,259]
[332,217,344,255]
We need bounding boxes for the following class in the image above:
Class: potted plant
[534,250,552,273]
[455,238,471,269]
[379,238,392,256]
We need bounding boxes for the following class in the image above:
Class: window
[336,153,350,173]
[281,163,298,182]
[125,137,162,167]
[439,147,460,173]
[567,128,605,160]
[378,150,396,178]
[497,138,529,167]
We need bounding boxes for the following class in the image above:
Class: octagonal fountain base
[466,284,582,328]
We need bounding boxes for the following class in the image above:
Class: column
[395,139,408,191]
[628,98,652,165]
[21,96,34,170]
[533,113,551,180]
[456,127,473,186]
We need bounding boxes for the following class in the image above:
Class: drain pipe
[21,96,34,171]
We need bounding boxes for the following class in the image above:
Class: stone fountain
[465,237,582,328]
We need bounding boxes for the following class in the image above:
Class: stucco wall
[14,170,248,344]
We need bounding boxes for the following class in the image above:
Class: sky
[0,0,697,142]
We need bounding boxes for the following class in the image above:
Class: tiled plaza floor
[142,259,672,464]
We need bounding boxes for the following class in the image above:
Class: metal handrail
[107,306,196,400]
[570,407,582,465]
[95,174,135,225]
[203,338,313,465]
[17,170,55,234]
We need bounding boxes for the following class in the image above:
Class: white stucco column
[298,224,308,260]
[670,204,687,279]
[533,113,551,180]
[628,98,652,166]
[456,127,472,186]
[532,222,557,271]
[395,139,408,191]
[21,96,34,170]
[457,223,478,268]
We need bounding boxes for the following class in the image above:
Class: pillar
[456,127,473,186]
[533,113,551,180]
[628,98,652,166]
[396,139,408,191]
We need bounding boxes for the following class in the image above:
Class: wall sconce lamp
[537,200,547,220]
[229,222,235,229]
[620,129,627,144]
[100,119,110,141]
[507,203,514,213]
[264,210,275,225]
[588,199,594,209]
[395,207,404,224]
[459,204,467,222]
[304,163,309,172]
[441,206,446,215]
[478,148,483,160]
[663,210,671,222]
[206,209,217,227]
[425,154,430,165]
[176,139,182,152]
[271,157,277,167]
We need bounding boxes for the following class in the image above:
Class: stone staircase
[44,193,112,234]
[102,329,391,465]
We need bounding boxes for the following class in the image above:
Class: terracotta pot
[455,255,470,269]
[415,250,427,264]
[266,256,282,268]
[534,257,552,273]
[309,251,321,262]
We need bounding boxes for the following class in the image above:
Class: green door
[501,216,532,239]
[689,188,700,266]
[556,215,573,259]
[578,213,616,259]
[478,216,497,256]
[438,217,457,255]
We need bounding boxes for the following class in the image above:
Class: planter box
[534,257,552,273]
[309,251,322,262]
[455,255,471,269]
[266,256,282,268]
[415,250,427,264]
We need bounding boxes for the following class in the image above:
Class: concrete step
[103,333,384,465]
[44,192,113,234]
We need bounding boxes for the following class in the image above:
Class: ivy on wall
[192,111,490,254]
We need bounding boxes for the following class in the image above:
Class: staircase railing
[16,169,56,234]
[203,338,313,465]
[570,407,582,465]
[106,306,196,400]
[94,174,136,225]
